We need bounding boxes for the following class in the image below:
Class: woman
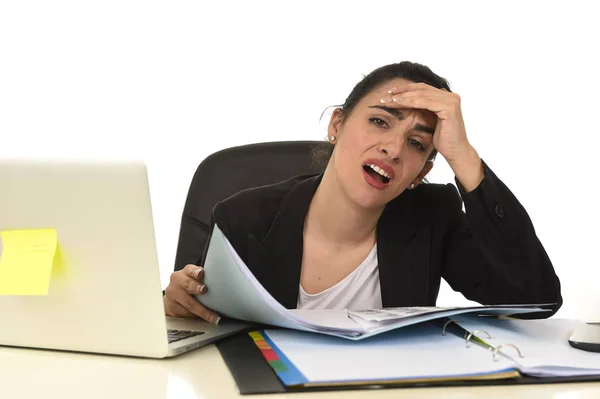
[163,61,562,323]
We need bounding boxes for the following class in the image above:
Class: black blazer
[200,160,562,316]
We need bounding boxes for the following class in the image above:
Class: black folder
[216,331,600,395]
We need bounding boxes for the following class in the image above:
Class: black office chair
[173,141,325,272]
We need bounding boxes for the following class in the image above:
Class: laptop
[0,158,250,358]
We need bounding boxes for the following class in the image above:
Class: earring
[409,183,416,189]
[330,135,336,142]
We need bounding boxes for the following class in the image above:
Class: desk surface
[1,343,599,399]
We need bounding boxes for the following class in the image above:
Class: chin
[348,189,390,210]
[338,171,400,209]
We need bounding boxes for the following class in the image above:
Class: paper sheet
[196,225,355,335]
[0,228,60,295]
[454,316,600,377]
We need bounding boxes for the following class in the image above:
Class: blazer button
[495,204,505,218]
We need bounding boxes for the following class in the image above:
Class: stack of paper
[197,225,551,340]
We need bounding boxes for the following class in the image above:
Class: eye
[408,139,426,153]
[369,117,389,128]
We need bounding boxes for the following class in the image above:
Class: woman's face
[327,78,437,210]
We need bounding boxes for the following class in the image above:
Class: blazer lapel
[377,194,431,307]
[246,175,322,309]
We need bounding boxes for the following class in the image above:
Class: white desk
[1,343,599,399]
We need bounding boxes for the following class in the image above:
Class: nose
[378,135,403,161]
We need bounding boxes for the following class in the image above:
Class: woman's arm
[441,159,562,316]
[384,82,562,316]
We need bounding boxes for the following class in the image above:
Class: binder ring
[493,343,524,362]
[442,319,463,336]
[465,329,491,347]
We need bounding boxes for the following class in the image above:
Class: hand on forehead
[366,78,438,126]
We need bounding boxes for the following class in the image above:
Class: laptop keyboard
[167,329,205,344]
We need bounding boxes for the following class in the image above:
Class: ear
[327,108,344,141]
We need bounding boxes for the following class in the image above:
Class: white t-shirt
[296,244,382,310]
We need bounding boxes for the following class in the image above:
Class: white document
[196,224,552,340]
[349,306,459,322]
[454,316,600,377]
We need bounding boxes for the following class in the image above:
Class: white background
[1,1,598,321]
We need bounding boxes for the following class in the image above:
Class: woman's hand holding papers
[163,264,220,324]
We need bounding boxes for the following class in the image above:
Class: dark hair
[312,61,451,171]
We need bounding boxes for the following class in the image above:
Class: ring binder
[238,317,600,392]
[442,319,463,336]
[493,343,524,362]
[465,329,491,347]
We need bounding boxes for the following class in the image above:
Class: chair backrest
[173,140,325,271]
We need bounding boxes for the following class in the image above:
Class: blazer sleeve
[440,159,562,316]
[197,192,259,268]
[197,201,234,266]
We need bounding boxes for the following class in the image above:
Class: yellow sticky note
[0,228,59,295]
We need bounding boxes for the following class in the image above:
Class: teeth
[368,164,390,179]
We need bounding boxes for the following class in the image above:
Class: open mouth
[363,164,390,184]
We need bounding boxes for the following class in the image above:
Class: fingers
[183,264,204,281]
[166,287,220,323]
[386,82,451,96]
[179,264,207,295]
[164,297,196,318]
[185,277,207,296]
[386,95,446,114]
[164,265,218,323]
[386,82,433,95]
[380,89,460,117]
[381,88,443,103]
[384,87,460,105]
[383,82,458,111]
[177,293,220,323]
